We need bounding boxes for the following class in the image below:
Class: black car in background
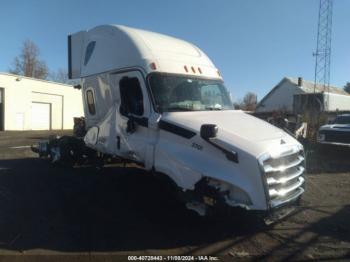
[317,114,350,146]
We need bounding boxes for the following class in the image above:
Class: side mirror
[200,124,218,140]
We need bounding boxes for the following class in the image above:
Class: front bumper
[264,198,301,225]
[317,130,350,146]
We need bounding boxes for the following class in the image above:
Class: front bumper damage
[183,176,302,224]
[184,144,305,224]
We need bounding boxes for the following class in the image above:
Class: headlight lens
[318,133,325,141]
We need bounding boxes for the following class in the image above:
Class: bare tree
[9,40,48,79]
[344,82,350,94]
[49,68,80,85]
[233,99,243,110]
[49,68,69,84]
[234,92,257,111]
[243,92,257,111]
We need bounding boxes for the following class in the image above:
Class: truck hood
[160,110,298,158]
[161,110,284,142]
[320,124,350,131]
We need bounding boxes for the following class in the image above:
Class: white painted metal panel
[326,93,350,111]
[31,102,50,130]
[15,113,24,130]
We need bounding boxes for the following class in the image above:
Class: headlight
[318,133,325,141]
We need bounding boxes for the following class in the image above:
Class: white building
[256,77,350,114]
[0,73,83,131]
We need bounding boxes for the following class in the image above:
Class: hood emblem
[280,139,286,145]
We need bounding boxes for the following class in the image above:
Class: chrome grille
[260,146,305,208]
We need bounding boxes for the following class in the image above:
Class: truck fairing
[68,25,221,80]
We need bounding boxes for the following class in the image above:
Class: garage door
[31,102,51,130]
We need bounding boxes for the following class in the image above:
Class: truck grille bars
[259,146,305,208]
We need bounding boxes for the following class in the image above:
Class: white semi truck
[34,25,305,220]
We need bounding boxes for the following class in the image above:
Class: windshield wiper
[165,106,196,112]
[205,106,223,111]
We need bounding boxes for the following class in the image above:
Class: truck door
[113,71,155,167]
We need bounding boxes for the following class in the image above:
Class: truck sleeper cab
[66,25,305,218]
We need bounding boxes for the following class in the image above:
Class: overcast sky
[0,0,349,101]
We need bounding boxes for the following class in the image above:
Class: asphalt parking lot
[0,131,349,261]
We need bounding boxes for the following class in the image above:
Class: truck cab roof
[68,24,221,79]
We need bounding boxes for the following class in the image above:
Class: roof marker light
[184,65,188,72]
[198,67,202,74]
[191,66,196,73]
[149,62,157,70]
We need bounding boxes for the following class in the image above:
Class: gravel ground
[0,131,349,261]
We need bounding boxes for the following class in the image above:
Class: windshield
[149,74,233,112]
[334,115,350,124]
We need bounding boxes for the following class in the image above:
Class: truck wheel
[49,136,82,167]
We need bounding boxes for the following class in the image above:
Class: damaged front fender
[181,177,254,216]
